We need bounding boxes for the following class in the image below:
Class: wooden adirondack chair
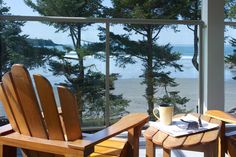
[205,110,236,157]
[0,64,148,157]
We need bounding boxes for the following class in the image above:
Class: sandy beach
[113,78,199,113]
[225,79,236,111]
[113,78,236,113]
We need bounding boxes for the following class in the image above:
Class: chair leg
[120,142,132,157]
[214,140,219,157]
[0,145,17,157]
[146,139,155,157]
[163,148,170,157]
[128,124,143,157]
[227,139,236,157]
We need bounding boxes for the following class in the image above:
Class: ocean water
[173,44,235,56]
[62,45,236,80]
[32,44,236,83]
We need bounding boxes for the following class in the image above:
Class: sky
[4,0,236,46]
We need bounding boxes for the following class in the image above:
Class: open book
[149,114,219,137]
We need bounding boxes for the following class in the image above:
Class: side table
[144,113,222,157]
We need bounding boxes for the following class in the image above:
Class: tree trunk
[75,25,84,124]
[0,20,2,81]
[75,26,84,82]
[0,35,2,81]
[192,0,199,71]
[192,23,199,71]
[0,8,2,81]
[146,28,155,120]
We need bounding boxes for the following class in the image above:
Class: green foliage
[179,0,201,71]
[223,1,236,79]
[24,0,103,17]
[225,0,236,20]
[158,92,189,114]
[108,0,186,42]
[48,55,129,120]
[110,0,185,19]
[0,0,59,79]
[27,38,60,47]
[100,0,189,119]
[156,74,190,114]
[24,0,129,122]
[225,38,236,68]
[179,0,201,20]
[24,0,103,49]
[225,38,236,80]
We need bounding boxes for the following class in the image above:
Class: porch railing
[1,15,235,126]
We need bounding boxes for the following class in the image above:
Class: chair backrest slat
[2,72,30,135]
[58,86,82,141]
[34,74,65,141]
[0,65,69,157]
[11,64,48,139]
[0,83,19,132]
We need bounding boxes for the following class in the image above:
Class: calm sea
[173,44,235,57]
[30,45,236,84]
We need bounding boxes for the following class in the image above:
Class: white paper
[149,114,219,137]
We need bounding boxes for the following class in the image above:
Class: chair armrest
[0,114,148,156]
[0,132,93,156]
[205,110,236,124]
[69,113,148,149]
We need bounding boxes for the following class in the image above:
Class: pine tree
[91,0,189,119]
[225,0,236,20]
[24,0,129,124]
[226,38,236,80]
[0,0,59,80]
[223,0,236,80]
[180,0,201,71]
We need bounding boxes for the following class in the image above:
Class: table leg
[146,139,155,157]
[219,122,225,157]
[204,141,218,157]
[163,148,171,157]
